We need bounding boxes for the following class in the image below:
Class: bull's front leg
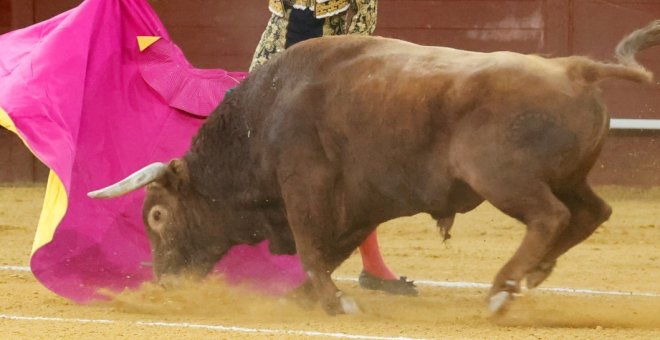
[286,220,360,315]
[278,166,360,315]
[284,253,360,315]
[306,266,360,315]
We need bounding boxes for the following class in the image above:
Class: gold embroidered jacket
[269,0,351,19]
[251,0,378,71]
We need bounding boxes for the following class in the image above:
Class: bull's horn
[87,162,168,198]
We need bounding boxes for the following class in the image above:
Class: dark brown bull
[89,21,660,315]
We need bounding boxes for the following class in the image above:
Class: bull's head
[88,160,228,281]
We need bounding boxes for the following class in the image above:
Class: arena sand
[1,185,659,339]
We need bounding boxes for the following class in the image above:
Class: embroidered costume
[250,0,378,70]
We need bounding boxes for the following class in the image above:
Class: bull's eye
[148,205,168,233]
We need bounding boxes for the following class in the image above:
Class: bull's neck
[184,103,254,201]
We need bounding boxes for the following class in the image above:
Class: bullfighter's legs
[359,231,397,280]
[526,183,611,288]
[470,178,570,313]
[357,231,418,296]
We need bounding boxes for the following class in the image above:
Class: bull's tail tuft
[615,20,660,72]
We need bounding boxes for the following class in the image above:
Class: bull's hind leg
[526,183,612,288]
[468,178,571,313]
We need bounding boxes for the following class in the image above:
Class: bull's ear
[167,159,190,188]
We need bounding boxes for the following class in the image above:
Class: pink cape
[0,0,305,302]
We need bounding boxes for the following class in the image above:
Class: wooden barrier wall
[1,0,659,184]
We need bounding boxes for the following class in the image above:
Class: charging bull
[89,21,659,315]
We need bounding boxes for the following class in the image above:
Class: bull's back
[250,35,609,190]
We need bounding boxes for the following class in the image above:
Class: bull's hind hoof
[526,261,556,289]
[488,291,512,314]
[488,279,519,314]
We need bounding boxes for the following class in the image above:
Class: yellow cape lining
[0,106,68,254]
[0,36,161,256]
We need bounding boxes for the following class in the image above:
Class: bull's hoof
[488,291,512,314]
[526,261,556,289]
[487,279,519,314]
[339,294,361,314]
[321,291,361,315]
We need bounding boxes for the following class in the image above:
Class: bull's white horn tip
[87,190,105,198]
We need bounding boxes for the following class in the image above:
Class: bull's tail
[615,20,660,73]
[566,20,659,84]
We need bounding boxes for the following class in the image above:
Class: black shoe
[358,270,418,296]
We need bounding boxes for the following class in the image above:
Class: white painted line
[1,314,113,324]
[610,118,660,130]
[0,314,429,340]
[534,286,660,298]
[334,277,660,298]
[135,320,431,339]
[0,265,30,272]
[3,265,660,298]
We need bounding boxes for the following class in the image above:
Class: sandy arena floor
[0,185,659,339]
